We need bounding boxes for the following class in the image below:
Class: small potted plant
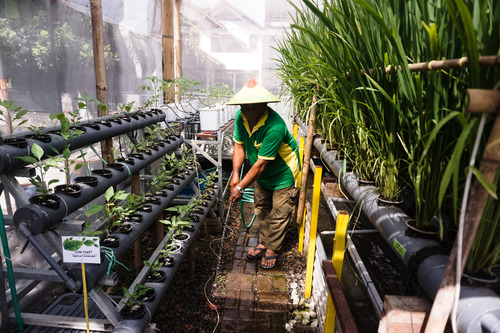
[16,143,63,209]
[49,112,86,197]
[144,258,166,282]
[86,186,131,246]
[120,284,154,319]
[25,124,51,143]
[0,99,28,147]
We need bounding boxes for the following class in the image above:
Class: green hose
[239,163,256,229]
[0,207,24,331]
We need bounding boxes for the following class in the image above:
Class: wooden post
[424,88,500,333]
[162,0,175,103]
[296,92,318,227]
[156,212,165,245]
[90,0,113,165]
[175,0,182,102]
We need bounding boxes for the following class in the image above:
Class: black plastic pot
[120,302,146,319]
[75,176,98,187]
[124,214,143,223]
[24,134,51,143]
[3,138,27,148]
[28,194,61,210]
[146,270,166,283]
[54,184,82,198]
[117,157,135,165]
[110,223,133,234]
[92,169,113,178]
[102,236,120,248]
[107,163,126,171]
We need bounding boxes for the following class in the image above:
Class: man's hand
[230,185,243,202]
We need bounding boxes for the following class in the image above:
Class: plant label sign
[62,236,101,264]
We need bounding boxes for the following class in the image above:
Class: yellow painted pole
[293,123,299,139]
[298,202,307,253]
[296,137,305,231]
[305,166,322,298]
[81,263,90,333]
[324,211,350,333]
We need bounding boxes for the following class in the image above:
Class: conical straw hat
[226,79,280,105]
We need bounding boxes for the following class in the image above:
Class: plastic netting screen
[0,0,300,130]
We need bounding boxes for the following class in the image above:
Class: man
[228,79,300,269]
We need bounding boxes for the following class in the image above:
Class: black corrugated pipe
[66,167,197,290]
[112,188,219,332]
[0,110,165,175]
[313,138,500,332]
[13,136,183,235]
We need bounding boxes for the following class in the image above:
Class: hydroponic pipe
[66,168,197,290]
[313,138,500,332]
[0,110,165,175]
[112,188,219,333]
[13,136,183,235]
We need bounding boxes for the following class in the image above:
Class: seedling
[86,186,130,238]
[16,143,63,199]
[121,283,152,308]
[49,112,86,189]
[0,100,28,139]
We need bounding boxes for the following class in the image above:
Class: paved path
[220,205,290,332]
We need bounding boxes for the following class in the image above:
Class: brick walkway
[220,206,290,332]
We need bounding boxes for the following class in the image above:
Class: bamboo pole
[162,0,175,103]
[175,0,182,102]
[90,0,113,165]
[341,55,500,78]
[424,89,500,333]
[295,92,318,227]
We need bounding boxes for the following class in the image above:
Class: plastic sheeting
[0,0,300,129]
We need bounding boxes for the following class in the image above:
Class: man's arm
[230,155,268,202]
[231,142,245,193]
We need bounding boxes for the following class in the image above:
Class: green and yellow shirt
[233,107,301,190]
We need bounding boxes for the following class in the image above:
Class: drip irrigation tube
[312,137,500,333]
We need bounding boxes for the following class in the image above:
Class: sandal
[247,246,266,259]
[261,254,279,269]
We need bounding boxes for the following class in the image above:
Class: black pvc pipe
[0,110,165,175]
[13,136,184,235]
[66,168,197,290]
[112,187,219,332]
[313,137,500,332]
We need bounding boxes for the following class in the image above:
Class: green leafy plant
[160,215,193,236]
[86,186,130,238]
[121,283,152,308]
[139,76,166,108]
[0,99,28,139]
[199,82,233,108]
[16,143,63,199]
[49,112,86,189]
[77,221,103,237]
